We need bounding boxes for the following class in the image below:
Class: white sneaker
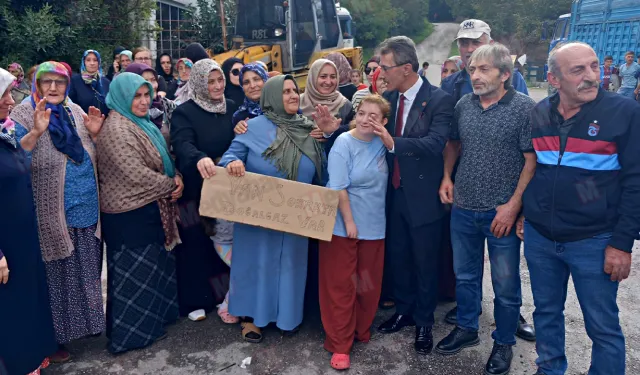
[188,309,206,322]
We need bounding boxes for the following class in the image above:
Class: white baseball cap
[456,19,491,40]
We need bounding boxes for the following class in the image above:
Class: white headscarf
[0,68,16,96]
[0,68,17,147]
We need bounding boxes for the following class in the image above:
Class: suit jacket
[384,76,454,228]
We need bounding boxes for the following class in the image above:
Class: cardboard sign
[199,167,339,241]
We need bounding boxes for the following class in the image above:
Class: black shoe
[484,342,513,375]
[515,314,536,342]
[377,313,415,333]
[445,306,457,325]
[414,326,433,355]
[434,327,480,355]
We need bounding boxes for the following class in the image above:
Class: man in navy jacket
[371,36,455,355]
[519,42,639,375]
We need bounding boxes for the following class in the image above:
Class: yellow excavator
[212,0,363,91]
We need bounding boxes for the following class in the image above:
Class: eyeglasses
[379,63,407,72]
[364,67,374,75]
[40,79,67,88]
[231,68,240,76]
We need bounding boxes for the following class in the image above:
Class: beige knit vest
[11,102,100,262]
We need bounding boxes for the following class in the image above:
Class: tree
[342,0,400,48]
[444,0,572,54]
[0,0,158,70]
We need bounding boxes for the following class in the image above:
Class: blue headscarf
[81,50,106,103]
[233,63,269,122]
[30,61,85,163]
[106,73,175,177]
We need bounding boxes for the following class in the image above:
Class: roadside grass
[449,40,460,57]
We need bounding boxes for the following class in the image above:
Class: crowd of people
[1,18,638,375]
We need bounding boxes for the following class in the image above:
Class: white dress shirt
[390,76,423,153]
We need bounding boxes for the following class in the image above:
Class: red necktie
[392,94,405,189]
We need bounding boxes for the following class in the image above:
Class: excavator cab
[234,0,342,70]
[221,0,361,91]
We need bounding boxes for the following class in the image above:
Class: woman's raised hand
[33,98,51,136]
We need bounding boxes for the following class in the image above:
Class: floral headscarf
[176,58,193,86]
[8,63,24,88]
[235,62,269,119]
[326,52,352,86]
[187,59,226,113]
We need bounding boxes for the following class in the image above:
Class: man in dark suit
[371,36,455,355]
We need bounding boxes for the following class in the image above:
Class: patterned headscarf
[81,50,106,103]
[176,58,193,86]
[326,52,352,86]
[299,59,348,118]
[30,61,85,163]
[8,63,24,88]
[235,62,269,118]
[187,59,226,113]
[106,73,175,177]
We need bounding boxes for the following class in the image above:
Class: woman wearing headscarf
[218,75,338,343]
[116,50,133,76]
[0,67,57,375]
[96,72,182,354]
[173,58,193,105]
[170,59,239,321]
[221,57,245,105]
[326,52,358,101]
[185,42,210,64]
[441,56,463,83]
[231,62,269,126]
[300,59,353,125]
[125,63,176,144]
[206,62,270,325]
[8,62,31,103]
[106,46,125,81]
[70,49,111,115]
[157,52,177,99]
[352,67,388,111]
[11,61,106,363]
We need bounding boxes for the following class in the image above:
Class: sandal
[280,325,300,337]
[49,347,71,363]
[217,305,239,324]
[330,353,350,370]
[241,321,263,343]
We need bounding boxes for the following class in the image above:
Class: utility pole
[219,0,228,50]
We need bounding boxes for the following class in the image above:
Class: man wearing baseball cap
[439,19,536,344]
[441,19,529,102]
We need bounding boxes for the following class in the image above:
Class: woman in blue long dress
[11,62,106,363]
[218,75,338,342]
[0,68,57,375]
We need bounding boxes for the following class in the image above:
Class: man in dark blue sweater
[519,42,640,375]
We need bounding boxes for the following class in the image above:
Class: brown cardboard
[199,166,339,241]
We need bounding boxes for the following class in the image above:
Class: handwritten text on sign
[199,167,339,241]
